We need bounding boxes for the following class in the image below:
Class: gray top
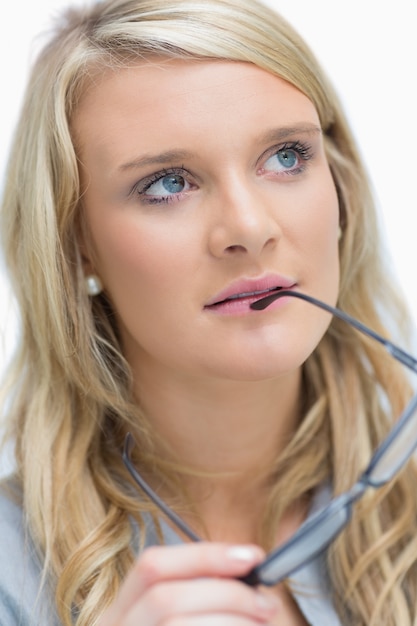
[0,479,342,625]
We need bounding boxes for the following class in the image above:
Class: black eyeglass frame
[123,290,417,587]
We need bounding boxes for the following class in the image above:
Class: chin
[204,352,305,383]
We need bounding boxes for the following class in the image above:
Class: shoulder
[0,478,62,626]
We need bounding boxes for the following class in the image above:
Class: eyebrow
[118,149,193,172]
[258,124,322,144]
[117,123,322,172]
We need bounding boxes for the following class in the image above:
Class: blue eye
[146,173,188,196]
[265,149,299,172]
[134,168,195,205]
[263,141,313,176]
[277,150,297,168]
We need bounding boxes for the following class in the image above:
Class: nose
[207,177,281,259]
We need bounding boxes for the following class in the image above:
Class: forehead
[73,58,320,167]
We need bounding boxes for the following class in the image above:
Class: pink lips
[205,275,297,315]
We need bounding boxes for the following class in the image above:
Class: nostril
[224,244,247,254]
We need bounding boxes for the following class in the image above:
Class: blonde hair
[1,0,417,624]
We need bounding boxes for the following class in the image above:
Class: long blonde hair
[1,1,417,624]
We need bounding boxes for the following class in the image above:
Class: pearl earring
[86,274,103,296]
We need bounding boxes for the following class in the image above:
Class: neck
[133,366,303,541]
[137,367,301,468]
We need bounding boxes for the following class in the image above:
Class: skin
[75,58,340,625]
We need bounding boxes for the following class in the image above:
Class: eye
[134,168,195,205]
[146,173,189,196]
[264,148,300,173]
[271,149,298,169]
[262,141,313,176]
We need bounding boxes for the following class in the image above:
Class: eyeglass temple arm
[123,433,201,543]
[250,290,417,374]
[121,293,417,578]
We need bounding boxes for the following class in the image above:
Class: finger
[136,542,265,592]
[101,543,265,624]
[127,577,279,625]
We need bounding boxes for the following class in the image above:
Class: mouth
[204,276,297,314]
[208,285,284,308]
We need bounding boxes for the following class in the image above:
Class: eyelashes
[133,167,194,205]
[131,140,314,205]
[261,140,313,177]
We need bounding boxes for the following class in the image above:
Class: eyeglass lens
[364,393,417,485]
[246,492,354,585]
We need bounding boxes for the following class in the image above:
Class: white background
[1,1,416,395]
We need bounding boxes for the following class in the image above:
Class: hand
[99,542,280,625]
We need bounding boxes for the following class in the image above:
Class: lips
[205,275,297,311]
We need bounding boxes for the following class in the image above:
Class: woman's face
[75,59,340,383]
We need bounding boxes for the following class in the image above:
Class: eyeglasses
[123,290,417,587]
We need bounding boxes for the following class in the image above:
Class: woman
[1,0,417,624]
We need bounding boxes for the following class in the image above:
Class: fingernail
[226,545,264,562]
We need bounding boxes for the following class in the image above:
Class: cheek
[288,170,340,299]
[94,222,157,285]
[314,179,340,295]
[297,170,339,250]
[88,212,199,304]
